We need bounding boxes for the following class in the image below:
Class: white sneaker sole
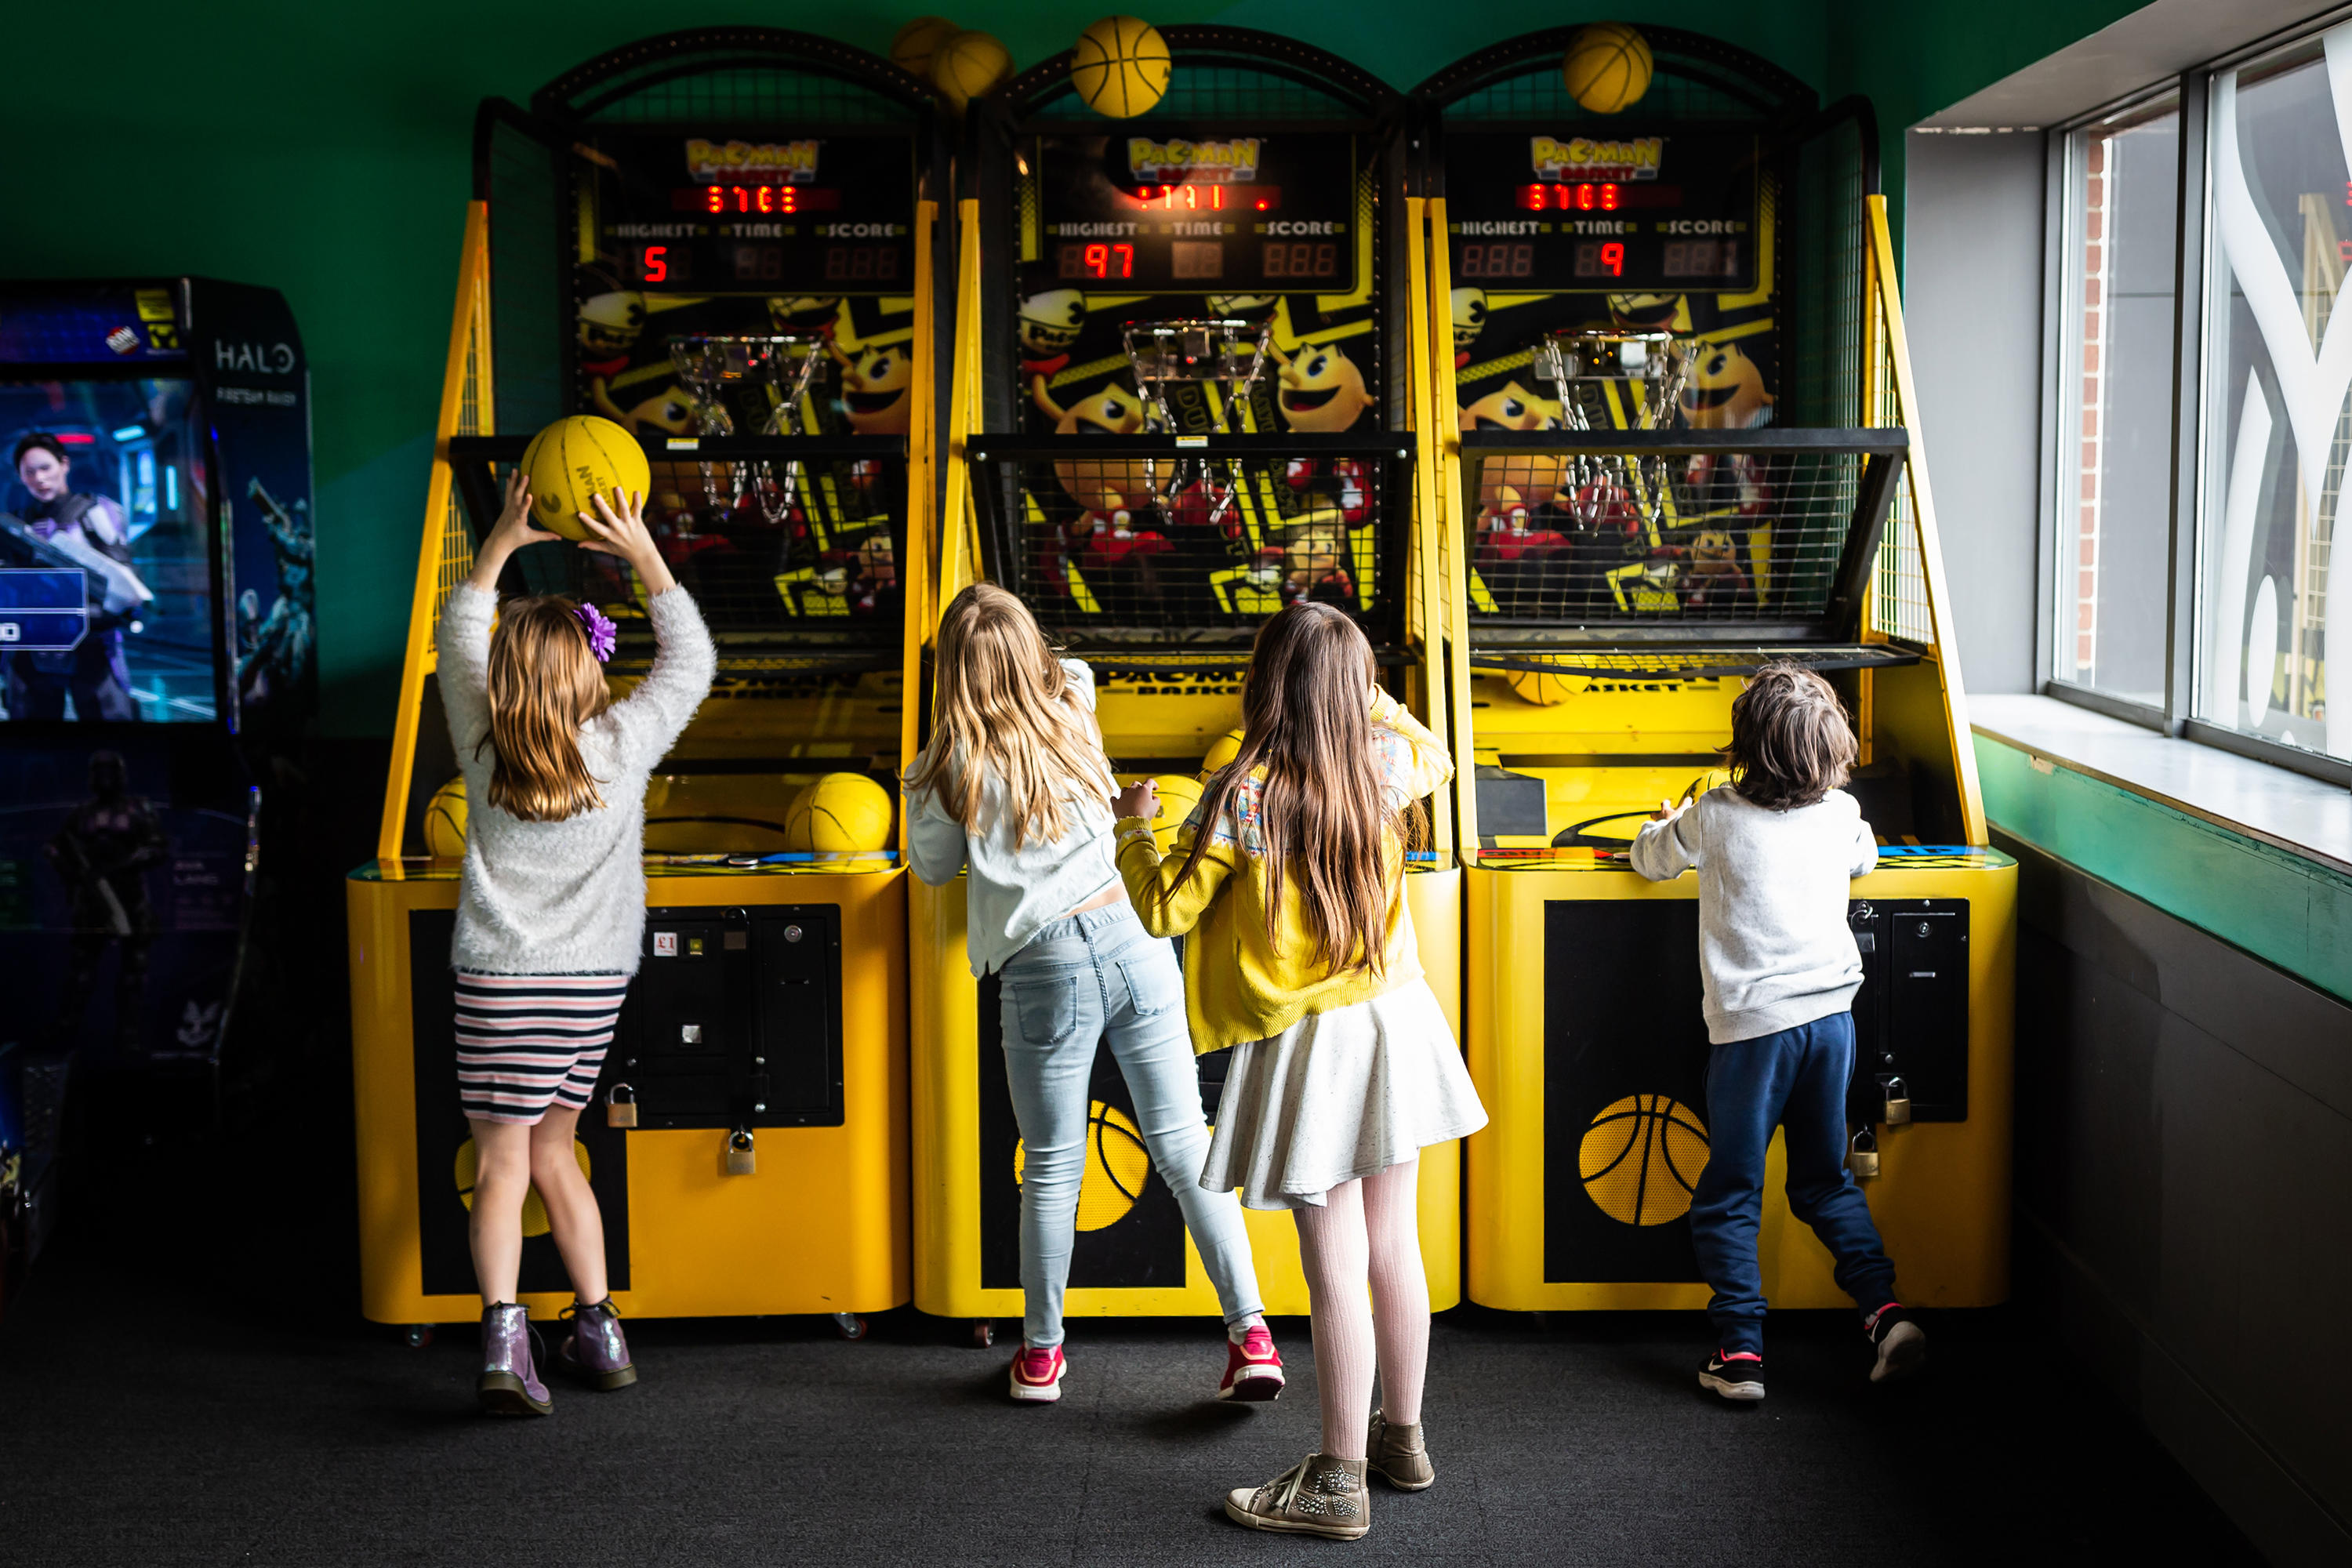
[1699,1370,1765,1401]
[1223,1495,1369,1540]
[1219,1365,1286,1403]
[1871,1320,1926,1383]
[1008,1367,1063,1403]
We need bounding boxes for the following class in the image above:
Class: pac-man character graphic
[1450,288,1487,366]
[1018,285,1087,378]
[1682,528,1751,610]
[1609,292,1687,333]
[1460,381,1566,515]
[768,296,842,335]
[578,290,648,425]
[1034,378,1153,516]
[1206,292,1281,323]
[1679,340,1775,430]
[835,342,915,436]
[622,385,701,438]
[1275,343,1375,433]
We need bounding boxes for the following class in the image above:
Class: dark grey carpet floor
[0,1258,2263,1566]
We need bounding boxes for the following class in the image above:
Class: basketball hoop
[1121,318,1273,523]
[667,334,829,523]
[1534,328,1691,530]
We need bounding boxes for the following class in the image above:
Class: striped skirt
[452,971,629,1125]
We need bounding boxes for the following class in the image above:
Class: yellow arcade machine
[1414,27,2016,1312]
[347,28,953,1339]
[910,25,1465,1344]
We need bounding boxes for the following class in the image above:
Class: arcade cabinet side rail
[1863,194,1986,846]
[376,203,492,865]
[1425,195,1483,851]
[1404,192,1457,857]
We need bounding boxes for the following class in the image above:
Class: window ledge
[1971,694,2352,877]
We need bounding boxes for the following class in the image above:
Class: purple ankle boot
[477,1302,552,1416]
[556,1298,637,1390]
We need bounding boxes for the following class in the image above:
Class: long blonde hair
[1171,603,1417,977]
[481,595,611,822]
[907,583,1109,846]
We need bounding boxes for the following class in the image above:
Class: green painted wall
[1975,734,2352,1003]
[5,1,2145,737]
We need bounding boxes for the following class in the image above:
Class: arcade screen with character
[0,380,219,724]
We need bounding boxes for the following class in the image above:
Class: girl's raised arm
[438,470,558,750]
[575,488,717,768]
[1369,686,1453,806]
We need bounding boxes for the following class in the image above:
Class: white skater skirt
[1200,977,1488,1210]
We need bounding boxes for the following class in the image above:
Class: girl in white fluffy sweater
[437,473,713,1417]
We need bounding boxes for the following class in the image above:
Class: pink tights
[1291,1158,1428,1460]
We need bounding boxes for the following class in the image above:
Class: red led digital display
[1515,182,1685,212]
[670,185,844,215]
[1058,241,1137,280]
[1127,183,1282,212]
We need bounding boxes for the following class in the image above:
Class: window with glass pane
[2201,31,2349,760]
[2056,99,2177,704]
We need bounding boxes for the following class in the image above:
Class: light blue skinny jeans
[996,901,1262,1348]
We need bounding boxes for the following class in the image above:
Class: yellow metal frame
[906,193,1467,1325]
[1433,185,2018,1312]
[352,176,941,1325]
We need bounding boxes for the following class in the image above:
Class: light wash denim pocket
[1010,975,1081,1045]
[1114,946,1181,1018]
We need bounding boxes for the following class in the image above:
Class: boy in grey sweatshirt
[1631,662,1926,1401]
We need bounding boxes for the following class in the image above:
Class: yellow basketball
[1146,773,1202,854]
[521,415,650,543]
[1579,1094,1709,1225]
[1014,1099,1150,1230]
[455,1137,591,1240]
[1504,668,1583,706]
[1071,16,1171,120]
[931,30,1012,113]
[1199,727,1245,779]
[423,775,467,858]
[1562,22,1653,115]
[891,15,961,78]
[785,771,895,853]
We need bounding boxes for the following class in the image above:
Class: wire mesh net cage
[1460,437,1898,631]
[970,445,1402,645]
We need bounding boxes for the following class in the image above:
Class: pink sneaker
[1218,1324,1285,1402]
[1009,1344,1065,1403]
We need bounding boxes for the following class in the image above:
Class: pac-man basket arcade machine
[910,27,1466,1341]
[1413,27,2016,1312]
[348,29,953,1338]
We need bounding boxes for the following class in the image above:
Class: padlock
[725,1127,757,1176]
[605,1083,638,1129]
[1881,1075,1912,1126]
[1849,1127,1881,1180]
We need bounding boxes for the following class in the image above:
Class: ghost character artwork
[576,288,650,427]
[1018,275,1087,379]
[45,748,165,1048]
[1,432,148,722]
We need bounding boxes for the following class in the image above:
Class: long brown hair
[1171,603,1416,976]
[481,595,611,822]
[905,583,1110,845]
[1725,661,1857,810]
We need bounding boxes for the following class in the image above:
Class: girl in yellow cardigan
[1112,601,1486,1542]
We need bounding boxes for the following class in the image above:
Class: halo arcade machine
[348,29,951,1336]
[911,27,1465,1341]
[1414,29,2016,1312]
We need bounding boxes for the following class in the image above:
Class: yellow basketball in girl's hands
[1145,774,1202,853]
[891,15,961,78]
[423,775,467,857]
[1072,16,1171,119]
[786,771,896,853]
[931,30,1012,112]
[521,416,649,542]
[1562,22,1653,115]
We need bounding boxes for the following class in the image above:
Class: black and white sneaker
[1867,1305,1926,1383]
[1698,1351,1766,1402]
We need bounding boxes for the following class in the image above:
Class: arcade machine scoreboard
[348,29,950,1336]
[1415,28,2016,1311]
[0,278,314,1305]
[910,27,1465,1339]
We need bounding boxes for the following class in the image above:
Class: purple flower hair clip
[574,602,616,663]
